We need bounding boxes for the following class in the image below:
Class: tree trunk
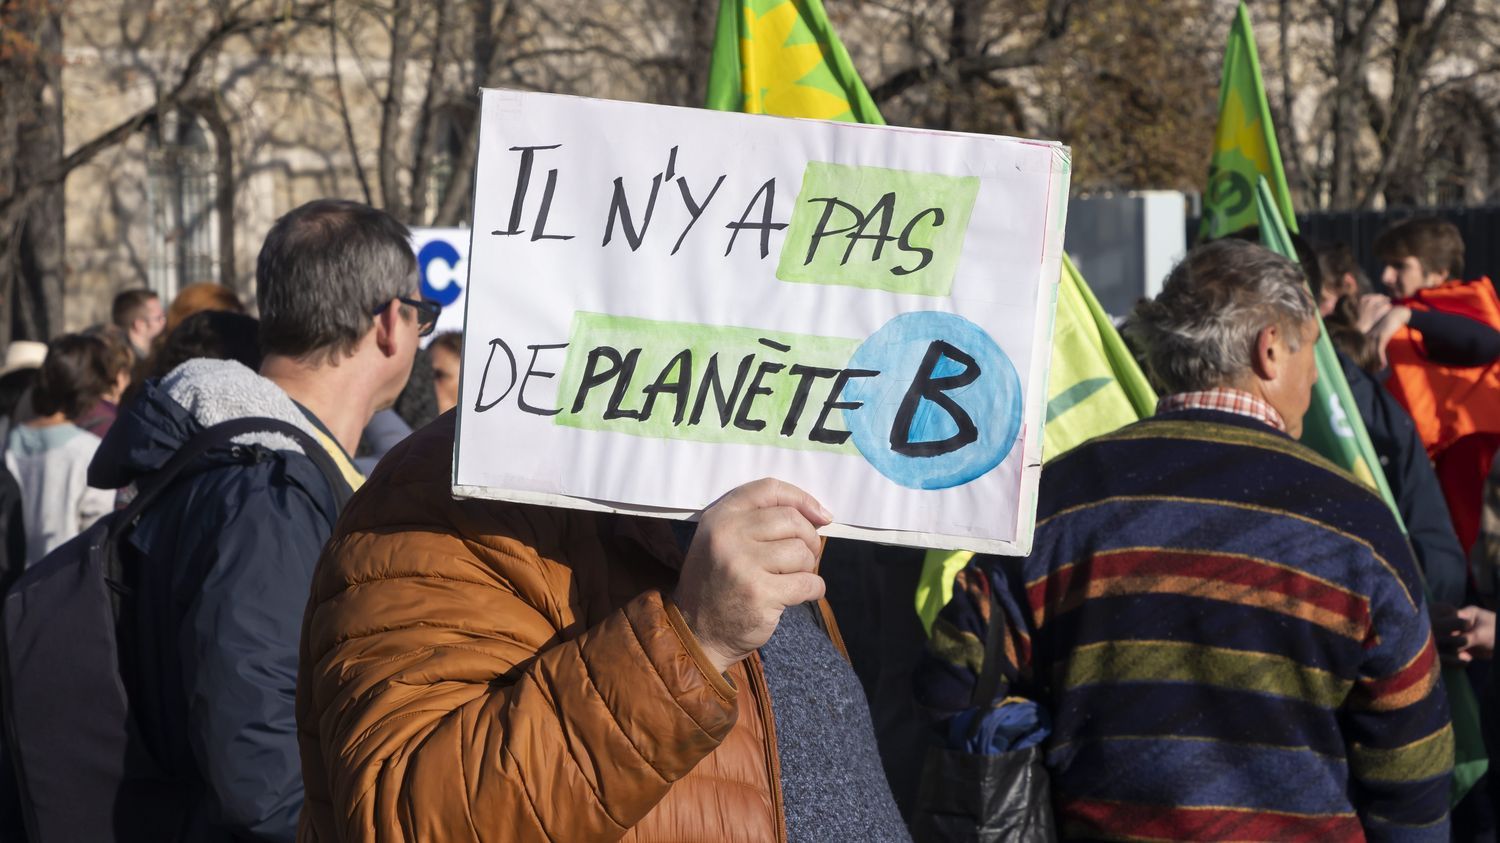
[942,0,982,129]
[377,0,415,221]
[408,0,450,225]
[433,0,514,227]
[1,0,65,344]
[1330,0,1378,208]
[1278,0,1313,204]
[680,0,718,108]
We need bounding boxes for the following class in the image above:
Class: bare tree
[1,0,65,343]
[844,0,1222,192]
[324,0,711,230]
[856,0,1079,136]
[1274,0,1500,210]
[1037,0,1222,193]
[0,0,331,344]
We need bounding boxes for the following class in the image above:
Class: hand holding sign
[672,478,832,674]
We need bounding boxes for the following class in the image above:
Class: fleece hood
[89,359,321,490]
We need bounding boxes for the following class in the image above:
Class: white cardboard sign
[454,90,1070,554]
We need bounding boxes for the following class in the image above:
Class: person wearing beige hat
[0,341,47,447]
[0,341,46,379]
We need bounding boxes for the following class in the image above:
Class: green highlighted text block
[556,313,862,453]
[776,161,978,297]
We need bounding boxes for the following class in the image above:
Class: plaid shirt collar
[1156,387,1287,433]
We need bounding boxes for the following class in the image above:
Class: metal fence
[1296,205,1500,287]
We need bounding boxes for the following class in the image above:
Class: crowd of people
[0,199,1498,842]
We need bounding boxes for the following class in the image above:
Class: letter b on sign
[842,312,1021,490]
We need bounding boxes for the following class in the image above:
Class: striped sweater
[943,409,1453,842]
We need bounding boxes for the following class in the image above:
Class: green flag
[1254,178,1393,506]
[1201,2,1296,241]
[1254,180,1486,808]
[705,0,884,124]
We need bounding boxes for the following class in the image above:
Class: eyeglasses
[374,296,441,337]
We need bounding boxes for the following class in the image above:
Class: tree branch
[871,42,1056,103]
[0,7,332,227]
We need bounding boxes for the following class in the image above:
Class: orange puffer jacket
[297,413,818,842]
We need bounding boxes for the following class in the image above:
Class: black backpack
[0,417,351,843]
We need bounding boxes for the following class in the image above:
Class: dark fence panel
[1298,205,1500,289]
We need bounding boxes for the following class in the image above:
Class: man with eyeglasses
[86,199,428,842]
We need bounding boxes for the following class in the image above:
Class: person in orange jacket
[296,420,912,843]
[1360,217,1500,558]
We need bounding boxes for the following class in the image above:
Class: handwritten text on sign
[454,91,1069,554]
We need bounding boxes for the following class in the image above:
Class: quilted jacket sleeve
[297,497,738,843]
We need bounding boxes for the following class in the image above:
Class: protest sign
[453,90,1070,554]
[411,227,469,341]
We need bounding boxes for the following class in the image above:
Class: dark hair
[1127,239,1317,395]
[82,325,135,381]
[111,288,159,331]
[428,330,462,358]
[393,347,438,431]
[120,312,262,409]
[32,334,116,419]
[0,369,38,423]
[1374,217,1465,279]
[1324,305,1379,372]
[256,199,417,365]
[148,311,262,379]
[1307,239,1379,370]
[1313,240,1372,299]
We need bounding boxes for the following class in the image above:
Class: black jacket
[89,361,350,842]
[0,463,22,597]
[0,463,25,841]
[1342,352,1468,605]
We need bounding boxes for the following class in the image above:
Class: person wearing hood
[88,199,431,842]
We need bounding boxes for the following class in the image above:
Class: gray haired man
[944,238,1451,840]
[88,200,433,841]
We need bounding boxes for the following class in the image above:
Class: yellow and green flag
[1201,2,1297,241]
[705,0,884,124]
[1253,177,1392,507]
[1202,4,1388,509]
[1041,254,1157,462]
[705,0,1156,632]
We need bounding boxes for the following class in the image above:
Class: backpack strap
[112,417,352,539]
